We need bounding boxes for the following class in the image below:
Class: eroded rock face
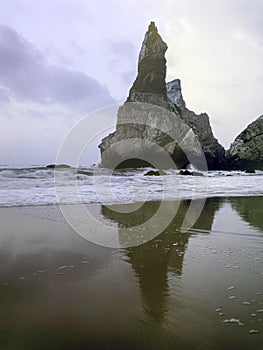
[99,22,226,170]
[99,101,205,169]
[166,79,186,109]
[228,115,263,170]
[166,79,226,169]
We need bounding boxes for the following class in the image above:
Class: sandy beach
[0,197,262,349]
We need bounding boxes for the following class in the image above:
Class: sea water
[0,165,262,207]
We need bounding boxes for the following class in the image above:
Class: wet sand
[0,197,262,349]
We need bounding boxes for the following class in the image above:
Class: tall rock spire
[99,22,226,170]
[127,22,170,107]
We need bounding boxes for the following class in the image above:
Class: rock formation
[99,22,226,170]
[166,79,225,169]
[166,79,186,109]
[228,115,263,170]
[127,21,170,109]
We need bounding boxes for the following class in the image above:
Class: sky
[0,0,262,165]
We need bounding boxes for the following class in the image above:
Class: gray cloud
[107,39,136,59]
[120,70,136,85]
[0,0,262,165]
[0,87,10,104]
[0,25,115,110]
[25,109,50,119]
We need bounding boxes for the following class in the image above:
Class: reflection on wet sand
[230,196,263,232]
[0,197,262,349]
[102,198,222,323]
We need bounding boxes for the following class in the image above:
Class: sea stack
[99,22,226,170]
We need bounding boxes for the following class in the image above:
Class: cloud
[121,70,136,85]
[106,39,136,59]
[0,0,263,164]
[0,25,115,111]
[232,28,263,51]
[0,88,10,104]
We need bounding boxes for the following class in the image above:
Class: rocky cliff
[228,115,263,170]
[166,79,225,169]
[99,22,226,170]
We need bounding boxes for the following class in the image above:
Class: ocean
[0,165,263,207]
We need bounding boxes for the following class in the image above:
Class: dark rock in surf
[46,164,71,169]
[144,170,166,176]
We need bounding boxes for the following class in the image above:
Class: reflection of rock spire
[101,198,222,323]
[125,224,190,323]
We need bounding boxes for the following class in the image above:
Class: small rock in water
[179,170,193,176]
[46,163,71,169]
[242,301,251,305]
[245,169,256,174]
[227,286,234,290]
[216,308,221,312]
[144,170,163,176]
[257,309,263,313]
[251,314,257,317]
[229,296,236,300]
[249,329,260,334]
[219,313,224,316]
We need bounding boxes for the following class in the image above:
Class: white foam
[0,166,263,207]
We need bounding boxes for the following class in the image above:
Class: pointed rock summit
[127,21,169,107]
[99,22,226,170]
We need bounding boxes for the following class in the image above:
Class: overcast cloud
[0,25,114,108]
[0,0,262,165]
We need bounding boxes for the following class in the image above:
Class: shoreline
[0,192,262,210]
